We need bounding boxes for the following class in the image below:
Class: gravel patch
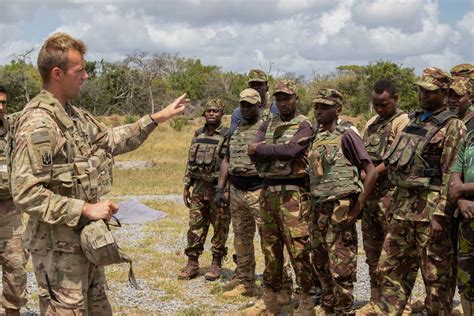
[114,160,156,170]
[0,194,461,314]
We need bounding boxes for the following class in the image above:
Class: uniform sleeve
[451,133,468,174]
[11,112,84,226]
[341,129,372,170]
[253,121,314,160]
[434,119,467,217]
[94,114,157,156]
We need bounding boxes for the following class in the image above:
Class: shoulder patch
[31,131,50,144]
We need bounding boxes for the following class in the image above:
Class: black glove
[215,187,228,207]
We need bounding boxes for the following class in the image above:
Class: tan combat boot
[294,293,315,315]
[262,288,281,315]
[277,291,292,306]
[177,255,199,280]
[452,302,463,316]
[461,297,474,316]
[222,283,256,297]
[241,299,266,315]
[222,276,240,291]
[204,255,223,281]
[4,309,20,316]
[355,286,380,315]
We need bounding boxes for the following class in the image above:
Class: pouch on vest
[188,143,199,164]
[80,217,140,289]
[331,199,350,224]
[308,150,324,178]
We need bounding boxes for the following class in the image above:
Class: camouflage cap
[415,67,452,91]
[312,88,344,106]
[450,63,474,78]
[449,77,472,96]
[248,69,268,83]
[273,79,297,95]
[239,88,261,105]
[202,98,224,116]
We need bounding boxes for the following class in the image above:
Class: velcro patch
[31,131,50,144]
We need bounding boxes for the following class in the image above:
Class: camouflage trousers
[185,181,230,258]
[309,201,358,313]
[0,202,28,311]
[32,250,111,315]
[376,219,453,315]
[229,185,293,290]
[361,191,390,292]
[458,218,474,301]
[0,200,28,309]
[259,186,313,294]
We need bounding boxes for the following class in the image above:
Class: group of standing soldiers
[178,64,474,316]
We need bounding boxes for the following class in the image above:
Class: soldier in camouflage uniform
[10,32,188,315]
[0,86,28,316]
[307,89,378,315]
[178,98,230,281]
[229,69,279,134]
[448,116,474,315]
[248,79,315,315]
[447,65,474,315]
[374,67,465,315]
[215,89,266,297]
[357,80,409,314]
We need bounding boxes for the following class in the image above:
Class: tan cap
[312,88,344,106]
[450,63,474,78]
[415,67,452,91]
[239,88,261,105]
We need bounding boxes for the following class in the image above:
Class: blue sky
[1,0,473,77]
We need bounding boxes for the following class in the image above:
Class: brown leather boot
[205,255,222,281]
[177,255,199,280]
[262,287,281,315]
[4,309,20,316]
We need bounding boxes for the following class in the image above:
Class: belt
[266,184,302,192]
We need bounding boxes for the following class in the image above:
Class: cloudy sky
[1,0,473,78]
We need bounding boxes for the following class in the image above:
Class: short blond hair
[37,32,87,82]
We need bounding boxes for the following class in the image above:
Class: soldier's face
[240,101,259,121]
[418,87,445,111]
[62,49,89,100]
[248,81,268,102]
[204,107,222,125]
[0,92,6,118]
[372,90,397,119]
[447,90,471,117]
[314,103,340,125]
[274,93,297,118]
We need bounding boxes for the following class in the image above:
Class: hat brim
[273,89,295,96]
[450,86,468,96]
[248,78,267,83]
[240,97,260,105]
[415,81,440,91]
[312,98,337,106]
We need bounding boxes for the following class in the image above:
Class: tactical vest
[463,110,474,131]
[15,93,114,254]
[308,126,363,202]
[0,119,10,201]
[363,110,405,164]
[384,110,456,191]
[187,125,228,182]
[0,113,20,201]
[228,119,262,177]
[256,114,310,179]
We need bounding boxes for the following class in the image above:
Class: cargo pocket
[188,143,199,164]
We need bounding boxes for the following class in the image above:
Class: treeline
[0,51,419,118]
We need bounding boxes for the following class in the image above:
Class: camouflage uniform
[375,68,465,315]
[361,109,409,300]
[183,99,230,259]
[0,116,28,313]
[10,89,160,315]
[307,89,366,314]
[448,66,474,312]
[252,80,314,312]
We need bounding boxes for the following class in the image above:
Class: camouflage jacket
[11,89,157,252]
[384,109,465,221]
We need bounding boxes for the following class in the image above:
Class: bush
[170,116,190,131]
[125,115,138,124]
